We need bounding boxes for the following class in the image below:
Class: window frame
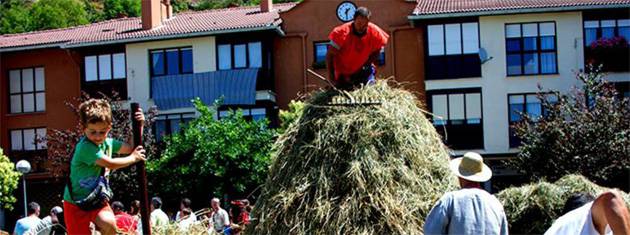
[216,41,263,71]
[425,21,482,80]
[9,127,47,152]
[8,67,46,114]
[313,41,329,69]
[505,21,559,76]
[84,53,127,82]
[149,47,194,77]
[583,19,630,46]
[507,92,557,147]
[154,112,195,141]
[426,88,484,150]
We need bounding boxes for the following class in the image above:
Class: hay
[497,174,630,234]
[247,81,458,234]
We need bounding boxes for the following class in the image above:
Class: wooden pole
[131,103,151,235]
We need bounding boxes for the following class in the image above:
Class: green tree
[30,0,89,30]
[103,0,140,19]
[0,0,32,34]
[147,98,275,204]
[509,66,630,189]
[0,148,20,211]
[278,100,304,134]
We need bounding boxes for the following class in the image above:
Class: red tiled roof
[0,3,296,51]
[412,0,630,17]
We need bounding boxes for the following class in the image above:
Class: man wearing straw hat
[424,152,508,235]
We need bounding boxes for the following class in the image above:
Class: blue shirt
[424,188,509,235]
[13,216,41,235]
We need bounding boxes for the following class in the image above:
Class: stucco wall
[426,12,587,154]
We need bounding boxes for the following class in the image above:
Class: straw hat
[449,152,492,182]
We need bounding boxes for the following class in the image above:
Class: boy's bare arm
[95,146,146,170]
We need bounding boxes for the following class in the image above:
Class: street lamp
[15,160,31,217]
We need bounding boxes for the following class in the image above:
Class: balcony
[585,37,630,72]
[151,68,269,110]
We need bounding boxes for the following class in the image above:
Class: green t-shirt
[63,136,122,204]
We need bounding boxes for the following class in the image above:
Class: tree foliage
[46,92,159,203]
[0,148,20,211]
[147,98,275,206]
[278,100,304,134]
[0,0,32,34]
[509,66,630,189]
[29,0,89,30]
[103,0,140,19]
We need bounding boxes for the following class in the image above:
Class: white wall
[125,36,216,112]
[426,12,586,155]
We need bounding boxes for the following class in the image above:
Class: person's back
[150,208,169,227]
[13,216,41,235]
[424,188,508,235]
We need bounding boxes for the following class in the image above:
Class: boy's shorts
[64,200,112,234]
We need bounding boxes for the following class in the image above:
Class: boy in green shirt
[63,99,146,235]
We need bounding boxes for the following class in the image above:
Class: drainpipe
[285,32,308,93]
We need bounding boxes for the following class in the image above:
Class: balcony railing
[151,69,260,110]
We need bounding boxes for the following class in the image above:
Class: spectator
[13,202,41,235]
[175,198,197,222]
[28,205,62,235]
[112,201,138,234]
[210,198,230,234]
[129,200,142,235]
[177,208,195,232]
[424,152,508,235]
[150,197,169,228]
[545,190,630,234]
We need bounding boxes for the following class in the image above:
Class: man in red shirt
[326,6,389,90]
[112,201,138,234]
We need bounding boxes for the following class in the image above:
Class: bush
[0,148,20,211]
[510,66,630,189]
[147,98,275,208]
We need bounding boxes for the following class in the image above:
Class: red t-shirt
[115,212,138,233]
[328,22,389,79]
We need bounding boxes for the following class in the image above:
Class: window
[427,88,483,149]
[426,22,481,79]
[150,47,193,77]
[508,93,558,147]
[584,19,630,46]
[9,67,45,114]
[10,128,46,151]
[154,112,195,141]
[506,22,557,76]
[217,42,262,70]
[84,53,126,81]
[313,41,329,69]
[218,107,267,121]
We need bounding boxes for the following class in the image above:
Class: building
[409,0,630,189]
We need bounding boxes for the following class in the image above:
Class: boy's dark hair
[181,198,192,208]
[354,7,371,20]
[79,99,112,126]
[562,192,595,215]
[112,201,125,211]
[152,197,163,209]
[28,202,40,215]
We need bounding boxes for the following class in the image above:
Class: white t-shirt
[211,208,230,232]
[13,216,41,235]
[545,202,613,235]
[175,210,197,221]
[150,209,169,227]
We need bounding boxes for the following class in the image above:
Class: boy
[63,99,146,235]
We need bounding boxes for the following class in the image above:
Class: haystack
[497,174,630,234]
[247,81,458,234]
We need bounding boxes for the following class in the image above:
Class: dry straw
[247,81,458,234]
[496,174,630,234]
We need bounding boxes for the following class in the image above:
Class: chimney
[261,0,272,12]
[161,0,173,22]
[141,0,162,30]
